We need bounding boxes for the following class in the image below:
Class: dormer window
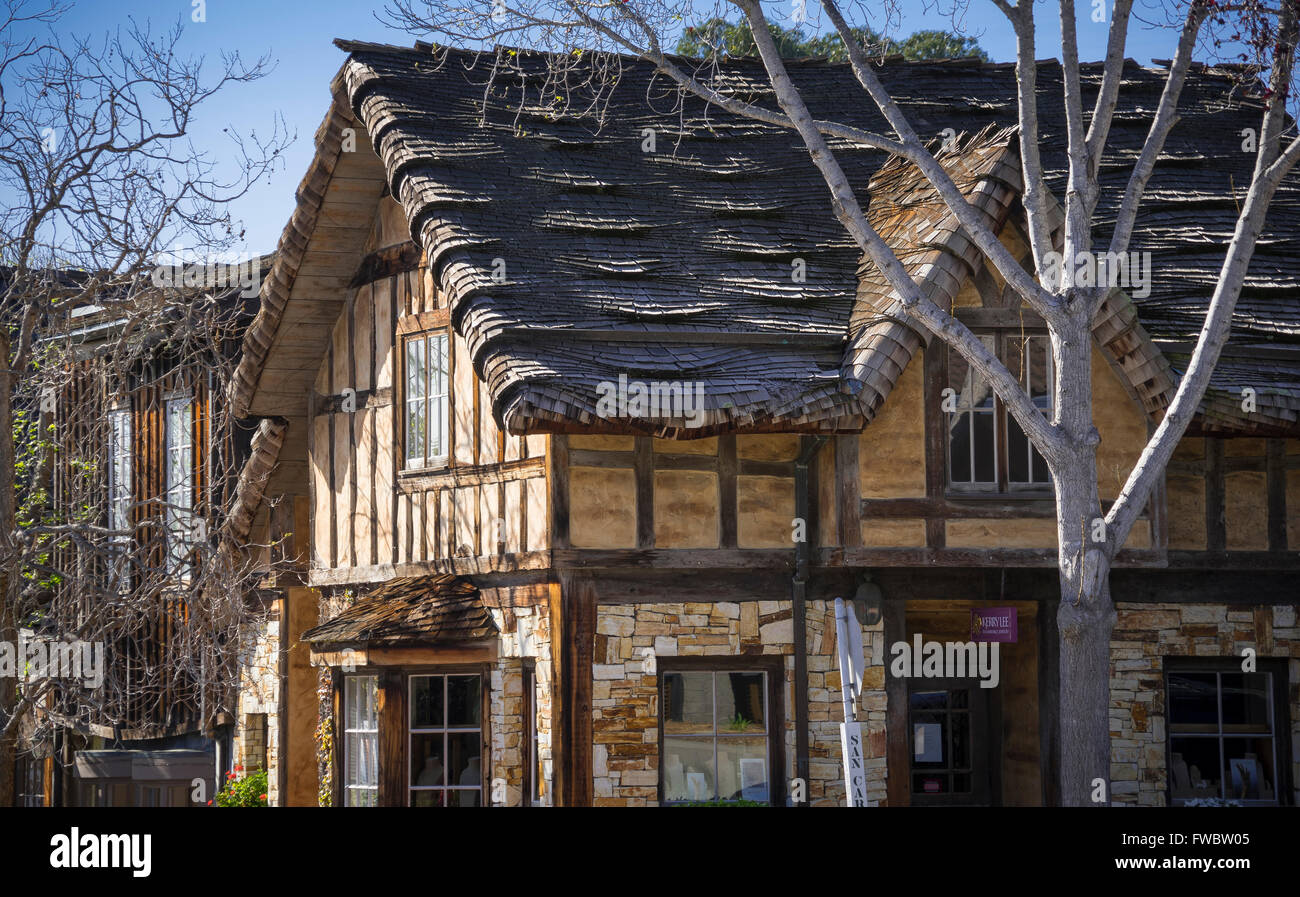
[946,332,1053,493]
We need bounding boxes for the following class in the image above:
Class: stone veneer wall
[591,600,888,807]
[234,613,282,805]
[489,603,555,806]
[1109,602,1300,806]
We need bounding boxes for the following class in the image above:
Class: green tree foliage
[675,19,988,63]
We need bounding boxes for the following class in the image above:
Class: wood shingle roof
[235,41,1300,436]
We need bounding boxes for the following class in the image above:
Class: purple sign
[971,606,1018,643]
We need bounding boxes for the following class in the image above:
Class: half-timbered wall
[308,196,548,583]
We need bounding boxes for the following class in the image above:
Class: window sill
[943,491,1055,503]
[400,458,450,477]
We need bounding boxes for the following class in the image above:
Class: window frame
[342,674,380,808]
[522,660,539,806]
[406,670,487,807]
[106,405,132,540]
[1163,657,1293,806]
[163,393,196,574]
[334,665,490,808]
[943,327,1054,497]
[656,656,785,806]
[400,330,450,472]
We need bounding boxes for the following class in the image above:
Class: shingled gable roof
[301,575,497,647]
[234,41,1300,437]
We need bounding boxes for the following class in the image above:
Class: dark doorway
[906,677,1000,806]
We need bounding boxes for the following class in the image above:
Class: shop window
[343,675,379,807]
[660,668,772,804]
[947,332,1052,492]
[1166,660,1291,805]
[403,332,450,470]
[409,673,483,806]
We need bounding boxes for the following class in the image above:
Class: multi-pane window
[107,407,132,542]
[947,332,1053,491]
[909,688,974,798]
[409,673,483,806]
[1166,665,1286,805]
[164,396,196,573]
[661,669,770,804]
[403,332,449,469]
[343,675,379,807]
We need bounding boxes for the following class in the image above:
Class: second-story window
[947,332,1053,492]
[403,332,449,470]
[107,406,132,543]
[165,395,195,573]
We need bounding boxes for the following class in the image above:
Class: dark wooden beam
[955,307,1046,329]
[1266,437,1287,552]
[835,435,861,548]
[379,669,406,807]
[635,437,654,549]
[559,574,595,807]
[862,495,1143,520]
[884,597,908,807]
[554,548,792,571]
[1204,438,1226,552]
[826,546,1166,568]
[718,434,738,549]
[922,342,946,550]
[549,435,570,550]
[1110,568,1300,603]
[350,240,421,288]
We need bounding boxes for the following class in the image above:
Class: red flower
[259,794,267,801]
[207,799,213,806]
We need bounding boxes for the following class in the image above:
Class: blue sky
[49,1,1198,256]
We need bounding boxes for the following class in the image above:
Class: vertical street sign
[834,597,870,806]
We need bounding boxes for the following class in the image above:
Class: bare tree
[0,0,290,804]
[381,0,1300,805]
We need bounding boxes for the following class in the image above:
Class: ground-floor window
[1165,659,1292,805]
[660,665,775,804]
[343,675,379,807]
[15,753,46,807]
[409,673,483,806]
[341,668,488,808]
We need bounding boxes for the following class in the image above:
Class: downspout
[792,435,827,806]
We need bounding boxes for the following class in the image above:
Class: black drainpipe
[792,435,827,806]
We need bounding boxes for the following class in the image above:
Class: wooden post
[378,669,406,807]
[557,573,593,806]
[1205,437,1226,551]
[883,597,908,807]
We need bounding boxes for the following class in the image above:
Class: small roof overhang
[303,575,500,665]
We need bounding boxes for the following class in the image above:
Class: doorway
[907,677,998,805]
